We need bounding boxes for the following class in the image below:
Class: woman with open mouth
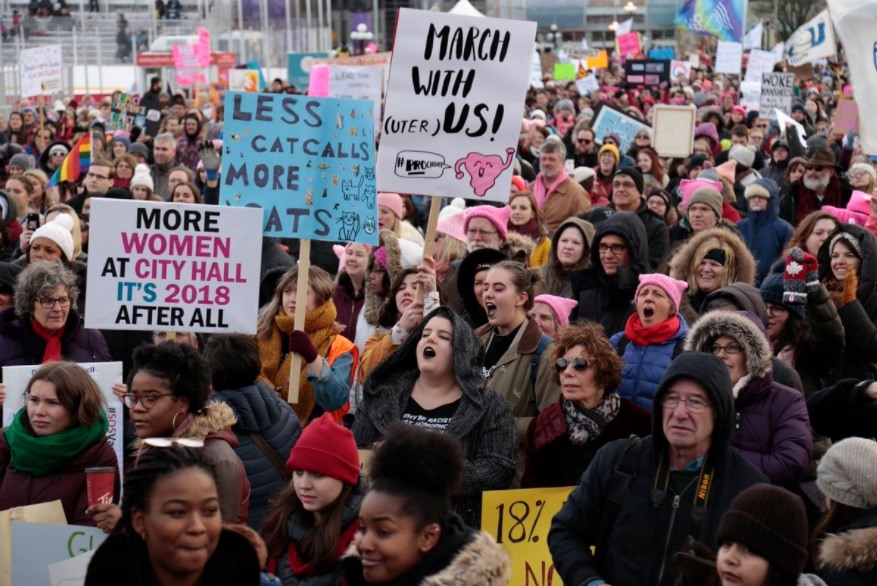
[669,227,756,316]
[353,306,516,527]
[478,261,559,453]
[611,273,691,412]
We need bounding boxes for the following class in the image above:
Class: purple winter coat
[731,374,812,490]
[0,307,112,369]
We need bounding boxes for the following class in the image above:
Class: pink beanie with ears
[534,295,578,329]
[334,243,374,274]
[679,178,723,209]
[378,192,405,219]
[464,205,512,241]
[635,273,688,313]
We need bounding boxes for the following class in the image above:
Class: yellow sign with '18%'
[481,486,574,586]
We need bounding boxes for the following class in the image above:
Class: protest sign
[108,91,161,136]
[229,69,261,92]
[744,22,763,50]
[744,49,777,82]
[670,60,692,82]
[652,104,696,157]
[49,551,94,586]
[221,92,378,243]
[759,72,795,120]
[834,100,859,136]
[482,487,574,586]
[616,32,642,58]
[576,74,600,96]
[12,522,106,586]
[287,52,331,90]
[739,80,761,110]
[20,45,62,98]
[0,501,66,586]
[777,109,807,144]
[553,62,575,81]
[173,44,205,86]
[649,47,674,61]
[585,50,608,70]
[623,59,670,88]
[715,41,743,75]
[376,9,535,202]
[529,50,544,88]
[785,9,836,67]
[591,105,651,153]
[616,17,634,35]
[3,362,124,485]
[85,199,263,333]
[197,27,211,68]
[329,66,383,132]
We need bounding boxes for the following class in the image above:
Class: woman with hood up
[352,306,516,527]
[816,223,877,380]
[539,217,595,298]
[569,211,650,337]
[175,112,203,170]
[669,227,757,315]
[685,310,813,490]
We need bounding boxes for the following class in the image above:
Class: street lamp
[350,22,374,55]
[608,20,619,32]
[547,23,562,52]
[623,1,637,14]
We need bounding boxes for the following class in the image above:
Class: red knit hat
[287,413,360,484]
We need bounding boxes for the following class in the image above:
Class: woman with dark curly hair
[521,322,651,488]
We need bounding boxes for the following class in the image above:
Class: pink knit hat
[333,242,374,273]
[437,207,467,243]
[534,294,578,329]
[635,273,688,313]
[823,190,872,226]
[679,178,723,209]
[378,192,404,219]
[464,205,512,241]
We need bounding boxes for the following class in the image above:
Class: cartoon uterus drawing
[454,148,516,197]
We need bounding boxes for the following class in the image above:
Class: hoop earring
[172,410,186,430]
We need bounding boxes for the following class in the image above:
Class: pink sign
[308,65,330,96]
[834,100,859,135]
[197,28,211,69]
[616,32,642,59]
[172,44,205,86]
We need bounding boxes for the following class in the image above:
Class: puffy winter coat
[0,307,111,369]
[610,315,689,411]
[816,506,877,586]
[0,433,118,526]
[736,179,794,284]
[570,212,650,337]
[212,381,301,531]
[685,311,813,488]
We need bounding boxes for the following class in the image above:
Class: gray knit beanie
[816,437,877,509]
[8,153,33,171]
[688,187,724,219]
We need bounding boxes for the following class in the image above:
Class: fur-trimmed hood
[363,230,424,324]
[685,310,772,380]
[501,231,537,265]
[132,401,239,449]
[817,222,877,302]
[669,227,756,289]
[819,524,877,576]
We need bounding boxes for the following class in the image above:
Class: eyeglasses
[86,172,110,180]
[765,304,788,317]
[466,228,498,239]
[598,243,627,255]
[49,150,67,157]
[554,357,590,374]
[612,181,637,190]
[123,393,175,409]
[576,138,593,144]
[37,297,71,309]
[804,165,827,172]
[662,394,713,413]
[710,342,743,355]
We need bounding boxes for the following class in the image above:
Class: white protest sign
[228,69,260,92]
[529,50,543,88]
[20,45,62,98]
[744,22,763,50]
[652,104,696,158]
[12,522,106,586]
[377,9,536,202]
[777,109,807,144]
[670,60,692,81]
[785,9,836,67]
[715,41,743,75]
[2,362,125,485]
[575,73,600,96]
[49,550,94,586]
[740,80,761,110]
[744,49,777,82]
[329,65,383,137]
[759,72,795,120]
[85,199,263,333]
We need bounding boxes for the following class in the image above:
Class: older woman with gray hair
[0,262,110,369]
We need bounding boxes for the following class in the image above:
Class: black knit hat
[614,166,644,195]
[716,484,809,579]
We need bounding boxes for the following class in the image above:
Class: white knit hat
[31,214,74,261]
[817,437,877,509]
[130,171,154,192]
[729,144,756,168]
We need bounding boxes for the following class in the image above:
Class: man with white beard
[779,149,852,225]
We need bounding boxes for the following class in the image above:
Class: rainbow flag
[675,0,746,43]
[47,132,91,188]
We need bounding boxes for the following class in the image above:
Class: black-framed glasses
[662,394,713,413]
[554,357,590,374]
[765,304,788,317]
[598,243,627,255]
[37,297,71,309]
[710,342,743,355]
[577,138,593,144]
[49,150,67,157]
[804,165,827,172]
[123,393,175,409]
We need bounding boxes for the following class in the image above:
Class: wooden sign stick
[415,197,442,304]
[287,239,311,404]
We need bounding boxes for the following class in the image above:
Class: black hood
[456,248,507,328]
[817,223,877,301]
[651,351,735,467]
[364,306,486,400]
[588,211,649,282]
[703,283,768,327]
[38,139,71,173]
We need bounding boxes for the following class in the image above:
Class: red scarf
[269,519,359,576]
[31,320,65,363]
[623,313,680,347]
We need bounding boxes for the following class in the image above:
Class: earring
[172,410,186,430]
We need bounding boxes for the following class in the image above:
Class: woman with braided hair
[85,447,262,586]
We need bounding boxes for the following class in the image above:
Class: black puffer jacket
[353,306,516,527]
[570,212,650,337]
[212,381,301,531]
[548,352,767,586]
